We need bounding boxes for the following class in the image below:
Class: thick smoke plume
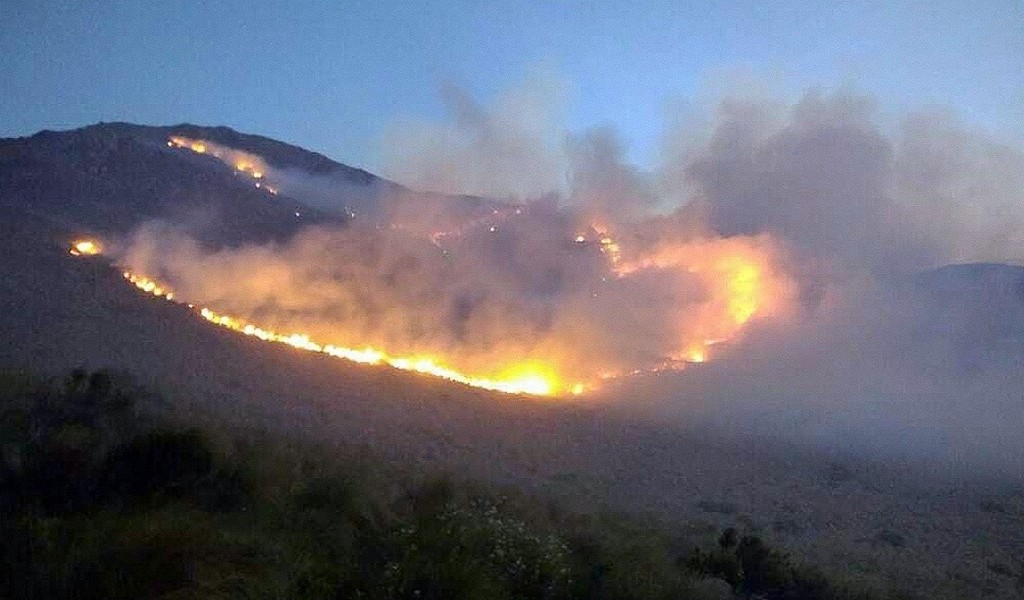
[124,83,1024,476]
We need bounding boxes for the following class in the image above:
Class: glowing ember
[591,225,623,266]
[69,240,101,256]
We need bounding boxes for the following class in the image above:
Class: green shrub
[0,371,894,600]
[366,492,573,600]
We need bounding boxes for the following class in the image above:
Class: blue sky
[1,1,1021,171]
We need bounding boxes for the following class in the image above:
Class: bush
[101,428,213,500]
[0,370,891,600]
[365,490,573,600]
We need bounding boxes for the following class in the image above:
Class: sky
[1,0,1021,172]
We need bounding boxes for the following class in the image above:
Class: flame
[588,224,623,266]
[73,224,790,396]
[118,267,564,396]
[69,240,101,256]
[78,141,794,396]
[192,297,563,396]
[683,347,706,363]
[572,224,780,370]
[610,232,792,367]
[168,136,274,193]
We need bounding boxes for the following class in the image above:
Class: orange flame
[119,269,564,396]
[168,136,274,193]
[72,226,791,396]
[89,138,795,395]
[610,232,792,367]
[69,239,101,256]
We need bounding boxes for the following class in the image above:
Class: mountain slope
[0,122,507,247]
[2,123,1024,599]
[0,123,358,247]
[1,196,1022,600]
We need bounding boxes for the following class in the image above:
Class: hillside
[1,124,1023,599]
[0,123,351,247]
[0,123,505,248]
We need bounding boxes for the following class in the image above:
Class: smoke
[672,89,1024,273]
[169,135,390,218]
[126,80,1024,477]
[120,208,793,391]
[640,88,1024,476]
[619,268,1024,479]
[381,73,568,200]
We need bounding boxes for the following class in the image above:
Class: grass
[0,369,914,599]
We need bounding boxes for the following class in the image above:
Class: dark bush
[0,371,895,600]
[101,428,213,501]
[718,527,738,549]
[736,534,794,594]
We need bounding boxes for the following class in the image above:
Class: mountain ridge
[5,121,389,186]
[1,122,508,248]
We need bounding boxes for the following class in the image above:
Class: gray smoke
[122,81,1024,478]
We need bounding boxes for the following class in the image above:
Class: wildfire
[568,223,790,373]
[573,225,623,266]
[71,206,790,396]
[595,229,622,267]
[609,232,791,367]
[198,301,562,395]
[112,256,568,396]
[69,239,101,256]
[168,136,274,193]
[119,230,784,392]
[147,278,561,395]
[124,272,173,301]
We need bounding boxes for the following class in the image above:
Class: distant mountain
[0,122,505,248]
[4,122,1020,363]
[0,122,349,246]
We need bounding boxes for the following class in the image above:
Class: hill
[0,123,349,247]
[0,123,505,249]
[1,123,1023,599]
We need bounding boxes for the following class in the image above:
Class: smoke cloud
[381,73,568,200]
[124,81,1024,477]
[679,90,1024,272]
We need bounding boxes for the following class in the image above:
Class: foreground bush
[0,370,894,599]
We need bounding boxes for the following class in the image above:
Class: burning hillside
[42,83,1024,414]
[168,136,278,195]
[73,184,793,397]
[116,264,559,396]
[51,134,790,397]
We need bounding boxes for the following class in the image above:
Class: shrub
[0,371,894,600]
[101,428,214,501]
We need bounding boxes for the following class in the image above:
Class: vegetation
[1,369,898,599]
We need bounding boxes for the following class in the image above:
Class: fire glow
[71,222,791,398]
[168,136,277,195]
[69,239,101,256]
[136,272,560,396]
[76,242,563,396]
[116,137,794,397]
